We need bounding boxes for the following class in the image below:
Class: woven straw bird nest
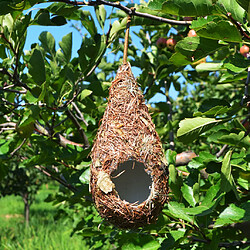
[90,63,168,229]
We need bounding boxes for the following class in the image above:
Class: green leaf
[39,31,56,58]
[59,32,72,63]
[28,48,46,85]
[0,139,10,155]
[218,132,250,149]
[198,98,231,113]
[78,89,93,101]
[95,5,106,29]
[196,20,242,42]
[193,182,200,203]
[168,201,198,226]
[194,98,231,117]
[0,2,17,15]
[165,149,177,165]
[170,37,223,67]
[109,18,127,42]
[196,62,224,72]
[148,0,166,10]
[177,117,222,144]
[214,204,245,227]
[79,168,90,184]
[162,0,214,16]
[181,183,197,207]
[169,164,183,199]
[78,34,106,76]
[80,11,97,37]
[236,0,250,21]
[224,54,250,73]
[0,13,14,33]
[194,106,230,117]
[46,2,81,18]
[184,183,224,216]
[51,15,67,26]
[160,229,186,249]
[201,182,221,206]
[217,0,245,23]
[188,151,219,169]
[119,233,160,250]
[220,150,239,199]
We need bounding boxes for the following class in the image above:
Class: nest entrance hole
[111,160,152,204]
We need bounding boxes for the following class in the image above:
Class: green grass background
[0,184,85,250]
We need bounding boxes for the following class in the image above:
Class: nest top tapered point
[90,63,168,229]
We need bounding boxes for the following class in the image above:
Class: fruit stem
[123,15,132,64]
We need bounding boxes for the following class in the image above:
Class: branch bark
[66,109,90,149]
[49,0,192,26]
[0,67,31,91]
[34,165,77,193]
[34,122,87,148]
[34,165,92,201]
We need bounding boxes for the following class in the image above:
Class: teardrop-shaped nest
[90,63,168,229]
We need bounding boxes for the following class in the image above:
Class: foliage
[0,0,249,249]
[0,162,47,225]
[0,184,86,249]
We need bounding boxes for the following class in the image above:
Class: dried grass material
[90,63,168,229]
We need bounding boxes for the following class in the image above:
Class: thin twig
[53,117,69,128]
[49,0,192,26]
[0,67,31,91]
[0,122,16,127]
[72,102,88,126]
[54,133,85,147]
[227,13,250,40]
[66,109,90,149]
[0,33,17,56]
[34,122,85,147]
[34,165,77,192]
[0,86,27,94]
[216,144,228,158]
[10,138,28,156]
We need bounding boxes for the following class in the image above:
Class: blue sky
[24,2,181,102]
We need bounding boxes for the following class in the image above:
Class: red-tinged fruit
[240,45,249,57]
[188,29,197,37]
[166,38,177,50]
[156,37,167,49]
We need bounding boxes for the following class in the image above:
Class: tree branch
[49,0,192,26]
[34,165,77,192]
[66,109,90,149]
[0,67,31,91]
[0,86,27,94]
[72,102,88,126]
[227,13,250,40]
[10,138,27,157]
[34,122,87,148]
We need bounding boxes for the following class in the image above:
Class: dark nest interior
[90,63,168,229]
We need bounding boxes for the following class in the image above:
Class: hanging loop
[123,14,132,64]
